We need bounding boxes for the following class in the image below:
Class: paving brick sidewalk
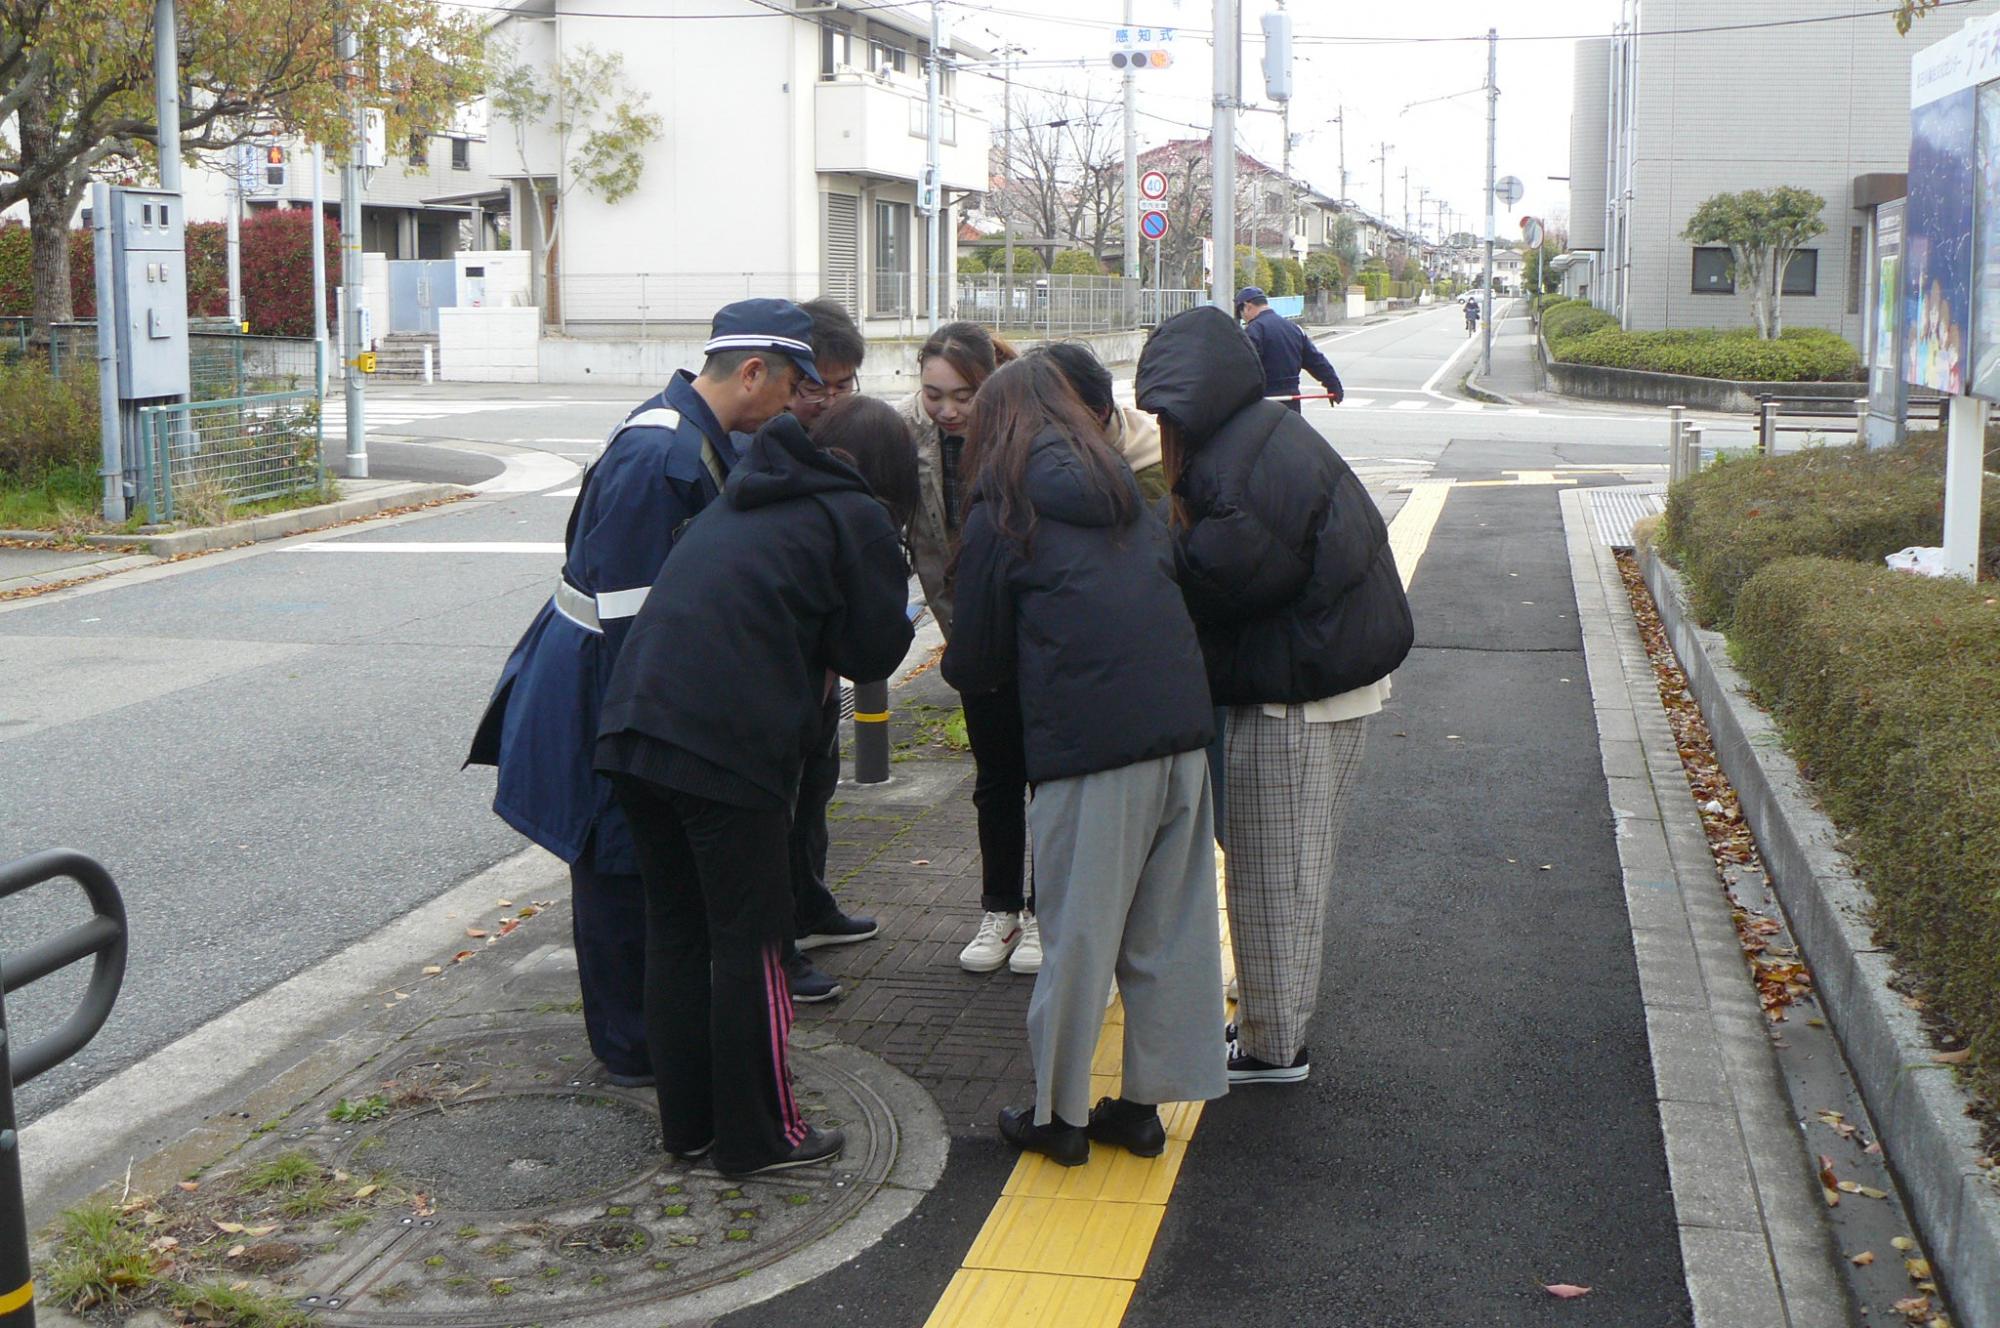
[793,665,1037,1136]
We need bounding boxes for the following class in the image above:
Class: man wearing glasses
[763,298,880,1003]
[470,299,820,1085]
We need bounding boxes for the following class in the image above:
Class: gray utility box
[110,187,190,399]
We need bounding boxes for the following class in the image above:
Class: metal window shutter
[824,193,860,321]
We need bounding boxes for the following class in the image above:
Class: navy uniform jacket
[1242,310,1343,402]
[467,370,739,875]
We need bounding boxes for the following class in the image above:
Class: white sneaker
[959,911,1022,972]
[1226,976,1239,1003]
[1007,913,1042,974]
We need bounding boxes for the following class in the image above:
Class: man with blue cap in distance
[1235,285,1344,413]
[468,298,821,1091]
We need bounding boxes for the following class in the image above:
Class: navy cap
[1235,286,1268,307]
[704,298,822,385]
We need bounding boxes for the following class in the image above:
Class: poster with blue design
[1908,9,2000,400]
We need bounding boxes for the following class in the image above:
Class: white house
[485,0,991,342]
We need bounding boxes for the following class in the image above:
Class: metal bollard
[1856,396,1870,442]
[0,850,130,1328]
[852,679,890,784]
[1667,404,1686,483]
[1684,424,1704,477]
[1757,399,1775,455]
[421,343,434,385]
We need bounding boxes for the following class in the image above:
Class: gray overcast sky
[942,0,1622,239]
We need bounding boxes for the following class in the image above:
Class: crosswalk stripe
[1339,397,1374,408]
[1391,400,1428,411]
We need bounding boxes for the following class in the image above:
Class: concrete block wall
[439,307,540,383]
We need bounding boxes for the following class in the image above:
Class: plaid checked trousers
[1224,706,1370,1066]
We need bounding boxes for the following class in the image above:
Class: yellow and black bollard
[852,679,890,784]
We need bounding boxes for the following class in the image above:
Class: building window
[871,40,906,75]
[821,22,853,77]
[408,133,429,167]
[451,137,470,171]
[872,199,911,316]
[1782,248,1818,297]
[1693,245,1819,297]
[1692,246,1734,294]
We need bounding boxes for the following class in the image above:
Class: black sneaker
[783,952,842,1003]
[1226,1040,1310,1084]
[667,1137,713,1162]
[718,1125,845,1178]
[1085,1097,1166,1158]
[604,1068,655,1089]
[797,911,880,951]
[997,1107,1089,1167]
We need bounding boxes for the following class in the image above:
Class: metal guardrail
[1754,394,1949,454]
[136,389,325,522]
[0,849,130,1328]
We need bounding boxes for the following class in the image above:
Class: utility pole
[1401,167,1410,239]
[226,166,243,329]
[1375,141,1391,223]
[1331,105,1347,202]
[1002,51,1015,282]
[924,0,943,333]
[340,27,368,478]
[1122,0,1139,280]
[311,144,328,400]
[1211,0,1238,310]
[1482,26,1497,377]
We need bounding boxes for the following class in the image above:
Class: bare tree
[989,86,1123,267]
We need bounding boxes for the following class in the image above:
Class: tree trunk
[20,80,77,334]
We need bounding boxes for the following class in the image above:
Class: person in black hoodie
[943,356,1226,1167]
[596,397,916,1178]
[1136,304,1414,1088]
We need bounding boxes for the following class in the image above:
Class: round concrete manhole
[273,1027,938,1327]
[362,1092,659,1210]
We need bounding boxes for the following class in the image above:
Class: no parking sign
[1141,210,1169,240]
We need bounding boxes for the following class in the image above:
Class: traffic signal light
[1110,49,1172,69]
[263,144,287,189]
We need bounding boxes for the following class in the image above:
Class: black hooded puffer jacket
[1134,305,1414,706]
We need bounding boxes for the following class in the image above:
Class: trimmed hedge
[1658,433,2000,628]
[1729,557,2000,1101]
[1540,295,1863,382]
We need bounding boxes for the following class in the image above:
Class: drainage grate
[1588,486,1666,548]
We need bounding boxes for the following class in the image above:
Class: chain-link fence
[47,322,97,380]
[45,322,320,402]
[955,274,1143,335]
[1140,288,1205,326]
[0,317,29,365]
[134,390,324,522]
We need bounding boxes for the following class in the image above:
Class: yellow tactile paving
[1005,1136,1191,1204]
[922,1269,1134,1328]
[1387,478,1453,592]
[963,1195,1167,1279]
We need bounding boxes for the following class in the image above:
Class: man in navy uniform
[468,298,822,1086]
[1236,286,1344,413]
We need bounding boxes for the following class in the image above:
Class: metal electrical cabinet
[109,187,190,399]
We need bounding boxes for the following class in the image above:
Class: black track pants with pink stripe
[614,777,809,1173]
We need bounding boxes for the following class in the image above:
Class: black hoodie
[1135,305,1413,705]
[595,413,914,809]
[942,430,1214,783]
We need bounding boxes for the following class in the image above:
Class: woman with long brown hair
[942,356,1225,1165]
[897,323,1044,976]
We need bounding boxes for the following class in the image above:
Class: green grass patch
[329,1094,390,1123]
[237,1151,319,1195]
[168,1279,312,1328]
[40,1202,158,1311]
[0,460,101,531]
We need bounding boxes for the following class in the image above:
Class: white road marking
[544,486,582,499]
[283,541,566,554]
[1391,400,1428,411]
[1340,397,1375,408]
[473,450,581,495]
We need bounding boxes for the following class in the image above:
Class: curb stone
[1639,545,2000,1328]
[0,482,464,560]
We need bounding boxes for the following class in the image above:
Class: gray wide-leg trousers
[1025,748,1228,1127]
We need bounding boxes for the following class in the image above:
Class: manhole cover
[269,1026,921,1327]
[360,1093,658,1210]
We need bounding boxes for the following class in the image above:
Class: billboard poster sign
[1907,9,2000,400]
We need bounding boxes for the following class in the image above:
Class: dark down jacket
[1135,305,1414,705]
[941,430,1214,783]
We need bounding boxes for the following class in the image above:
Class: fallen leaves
[1851,1250,1876,1266]
[1932,1048,1971,1066]
[1542,1283,1592,1299]
[1892,1236,1917,1252]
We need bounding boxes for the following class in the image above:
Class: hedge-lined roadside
[1729,557,2000,1105]
[1540,295,1863,383]
[1659,433,2000,627]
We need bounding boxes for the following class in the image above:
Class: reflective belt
[552,579,650,634]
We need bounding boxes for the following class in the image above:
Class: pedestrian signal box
[263,144,287,190]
